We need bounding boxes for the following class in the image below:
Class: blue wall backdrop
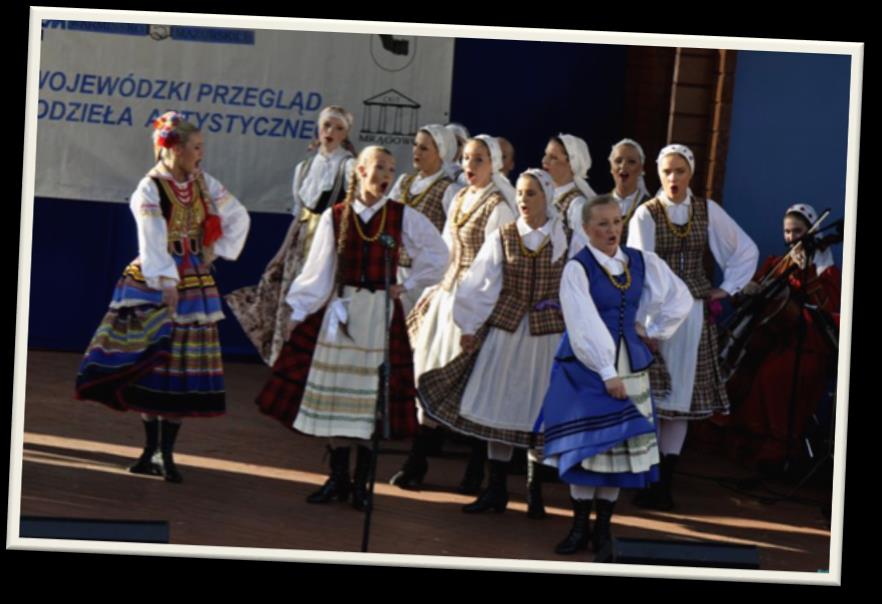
[27,42,854,358]
[722,50,851,267]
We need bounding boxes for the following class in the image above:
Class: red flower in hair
[154,112,182,149]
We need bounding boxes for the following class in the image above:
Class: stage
[15,350,833,572]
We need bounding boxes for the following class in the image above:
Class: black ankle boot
[592,498,616,561]
[555,498,592,555]
[632,454,677,511]
[129,418,162,476]
[526,458,547,519]
[462,459,509,513]
[307,446,352,504]
[389,426,433,489]
[351,446,373,512]
[159,420,183,483]
[457,438,487,495]
[658,454,678,510]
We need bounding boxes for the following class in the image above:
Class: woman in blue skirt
[540,194,691,559]
[75,111,250,483]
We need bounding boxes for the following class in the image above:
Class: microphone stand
[361,233,395,553]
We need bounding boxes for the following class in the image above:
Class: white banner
[35,21,455,213]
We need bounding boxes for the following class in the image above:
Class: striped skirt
[75,252,226,417]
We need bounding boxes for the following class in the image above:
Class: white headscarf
[610,138,650,198]
[474,134,517,212]
[421,124,457,165]
[318,106,354,132]
[786,202,833,273]
[444,123,470,179]
[446,122,470,145]
[558,133,596,200]
[656,143,695,175]
[521,168,567,261]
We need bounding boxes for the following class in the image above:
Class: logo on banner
[40,20,255,45]
[370,35,417,73]
[149,25,172,41]
[359,89,421,146]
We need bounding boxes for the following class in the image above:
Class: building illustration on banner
[359,89,421,144]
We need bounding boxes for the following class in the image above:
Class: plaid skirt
[657,302,730,420]
[256,289,418,439]
[225,209,320,366]
[419,323,549,448]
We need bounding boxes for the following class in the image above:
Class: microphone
[378,234,397,249]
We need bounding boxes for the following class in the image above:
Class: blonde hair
[334,146,395,291]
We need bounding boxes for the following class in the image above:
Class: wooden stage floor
[14,350,835,574]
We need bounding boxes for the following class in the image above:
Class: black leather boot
[526,458,547,519]
[658,453,678,510]
[457,438,487,495]
[632,454,677,511]
[306,446,352,504]
[592,498,616,561]
[351,446,373,512]
[129,418,162,476]
[389,426,433,489]
[555,498,592,555]
[159,420,183,483]
[462,459,509,513]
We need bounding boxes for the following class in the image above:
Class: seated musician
[726,203,841,475]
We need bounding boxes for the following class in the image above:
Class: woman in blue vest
[540,194,691,560]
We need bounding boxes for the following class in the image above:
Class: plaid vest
[397,173,451,268]
[647,196,712,299]
[332,200,404,291]
[556,188,583,241]
[486,222,566,335]
[440,188,507,291]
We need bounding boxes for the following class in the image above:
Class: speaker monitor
[20,516,170,544]
[609,538,760,569]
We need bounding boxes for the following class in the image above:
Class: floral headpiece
[153,111,183,155]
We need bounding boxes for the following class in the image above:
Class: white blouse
[291,147,356,217]
[130,171,251,290]
[626,194,759,295]
[453,217,566,335]
[286,196,450,321]
[389,169,464,217]
[560,242,693,381]
[441,183,517,251]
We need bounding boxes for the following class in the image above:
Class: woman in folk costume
[225,105,356,366]
[255,146,448,511]
[418,168,567,518]
[602,138,675,404]
[605,138,653,249]
[540,194,692,559]
[727,203,841,474]
[627,144,759,510]
[389,124,464,314]
[389,135,517,492]
[76,111,251,483]
[541,133,597,250]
